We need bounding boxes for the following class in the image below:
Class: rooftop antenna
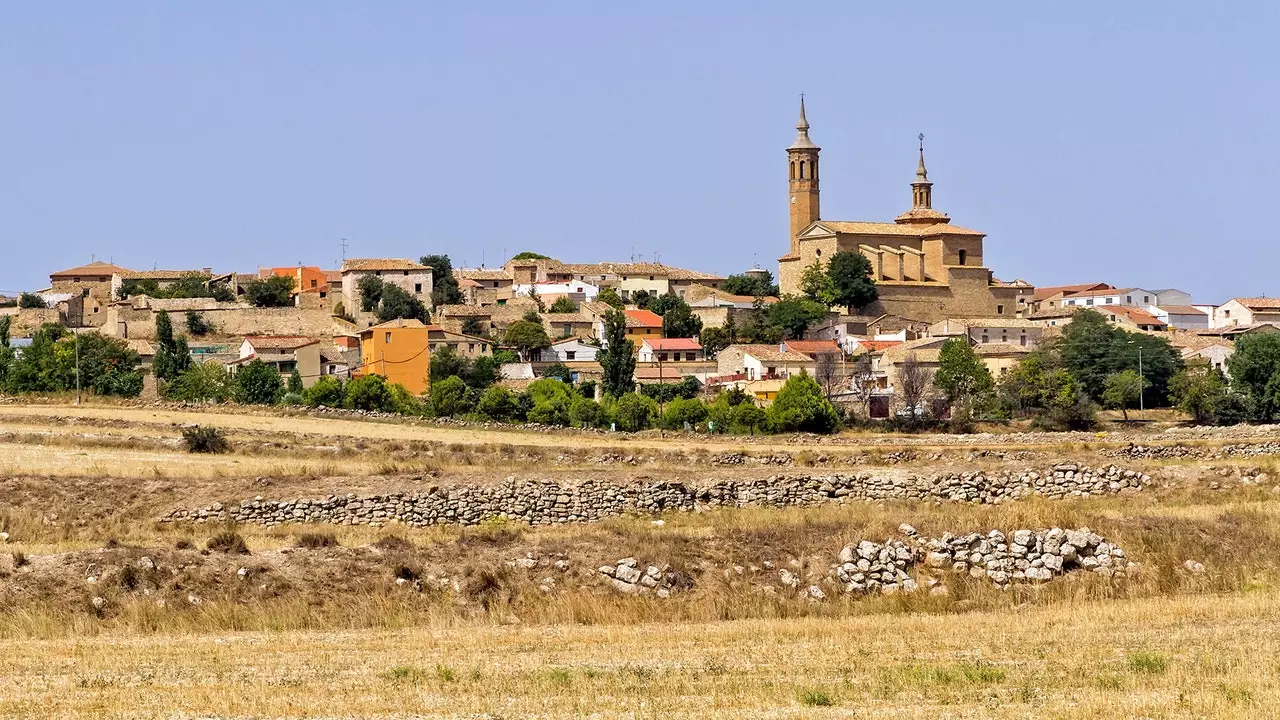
[339,237,349,262]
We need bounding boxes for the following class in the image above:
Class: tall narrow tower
[787,97,821,254]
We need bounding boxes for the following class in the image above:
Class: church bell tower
[787,97,821,255]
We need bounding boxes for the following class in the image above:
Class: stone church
[777,100,1032,323]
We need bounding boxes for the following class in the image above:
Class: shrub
[206,531,249,554]
[569,396,604,428]
[11,550,28,568]
[612,392,658,432]
[182,425,229,454]
[528,397,570,426]
[767,373,840,434]
[476,385,517,421]
[731,403,768,434]
[304,376,345,407]
[1127,651,1168,675]
[661,397,708,430]
[797,688,835,707]
[345,374,395,412]
[185,311,212,336]
[296,532,339,549]
[281,391,304,406]
[17,292,47,309]
[429,375,472,417]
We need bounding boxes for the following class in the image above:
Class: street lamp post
[1127,340,1145,418]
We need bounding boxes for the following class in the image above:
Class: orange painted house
[358,318,432,395]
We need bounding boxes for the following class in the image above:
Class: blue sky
[1,3,1274,302]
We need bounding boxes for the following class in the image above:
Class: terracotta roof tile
[643,338,702,351]
[243,335,319,349]
[50,261,132,278]
[624,309,663,327]
[341,258,428,272]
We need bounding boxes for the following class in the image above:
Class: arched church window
[790,162,796,181]
[799,161,806,179]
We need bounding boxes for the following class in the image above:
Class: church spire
[789,95,818,150]
[895,132,949,225]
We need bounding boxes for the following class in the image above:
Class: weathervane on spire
[918,132,925,152]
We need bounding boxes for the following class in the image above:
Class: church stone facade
[777,100,1032,323]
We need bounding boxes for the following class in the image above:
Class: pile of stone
[596,558,685,598]
[825,525,1133,596]
[159,465,1151,529]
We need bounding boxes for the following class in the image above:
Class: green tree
[1102,369,1147,421]
[933,338,993,405]
[419,254,463,306]
[185,311,211,336]
[548,297,578,314]
[631,289,653,309]
[699,326,730,359]
[721,272,779,298]
[18,293,47,309]
[1169,364,1229,425]
[597,287,625,309]
[1058,310,1180,406]
[1227,333,1280,421]
[460,316,488,337]
[357,275,384,312]
[768,296,828,340]
[731,403,767,435]
[662,397,708,430]
[152,310,190,382]
[766,373,841,434]
[612,392,658,431]
[827,250,878,313]
[288,368,304,395]
[234,359,284,405]
[569,396,605,427]
[476,385,517,421]
[344,374,395,412]
[244,276,295,308]
[800,259,835,305]
[652,293,702,339]
[0,316,13,386]
[469,355,500,389]
[303,376,345,407]
[542,362,573,383]
[429,345,471,384]
[377,284,430,323]
[166,361,234,403]
[504,320,552,361]
[428,375,471,417]
[510,251,551,260]
[598,308,636,398]
[5,325,143,397]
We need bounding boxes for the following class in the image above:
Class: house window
[414,283,422,293]
[563,324,572,335]
[566,351,576,360]
[981,333,989,343]
[385,332,392,343]
[1126,296,1133,304]
[403,271,409,276]
[1020,334,1027,346]
[1086,299,1094,306]
[468,343,475,352]
[311,279,318,288]
[767,366,777,376]
[997,304,1004,315]
[1105,297,1114,304]
[958,249,967,265]
[1001,332,1008,343]
[658,352,668,361]
[649,276,654,281]
[1143,296,1150,303]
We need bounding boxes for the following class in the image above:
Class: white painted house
[512,280,600,302]
[537,337,599,363]
[1061,287,1158,309]
[1147,305,1210,330]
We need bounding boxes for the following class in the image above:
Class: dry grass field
[3,401,1280,718]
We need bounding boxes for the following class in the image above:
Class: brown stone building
[777,100,1032,322]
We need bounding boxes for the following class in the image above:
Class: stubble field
[2,401,1279,718]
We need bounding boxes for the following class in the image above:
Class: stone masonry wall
[161,464,1149,528]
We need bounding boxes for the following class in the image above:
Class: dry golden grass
[0,591,1274,718]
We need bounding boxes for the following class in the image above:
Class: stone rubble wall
[160,464,1150,528]
[1111,442,1280,461]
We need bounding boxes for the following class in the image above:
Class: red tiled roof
[1100,306,1166,327]
[243,335,318,349]
[643,338,702,351]
[1234,298,1280,310]
[1032,283,1113,302]
[859,340,905,352]
[50,261,132,278]
[624,309,663,327]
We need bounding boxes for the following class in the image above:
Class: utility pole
[1138,347,1144,416]
[75,331,81,405]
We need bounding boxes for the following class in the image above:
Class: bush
[661,397,708,430]
[731,403,768,434]
[206,531,249,554]
[304,376,345,407]
[17,292,46,309]
[166,362,234,403]
[528,397,570,426]
[476,385,517,421]
[388,383,429,416]
[182,425,229,454]
[185,311,212,336]
[281,391,304,406]
[569,396,604,428]
[429,375,472,417]
[345,374,395,412]
[612,392,659,432]
[767,374,840,434]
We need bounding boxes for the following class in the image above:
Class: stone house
[426,327,492,359]
[716,344,817,381]
[928,318,1044,349]
[340,258,432,327]
[1213,298,1280,329]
